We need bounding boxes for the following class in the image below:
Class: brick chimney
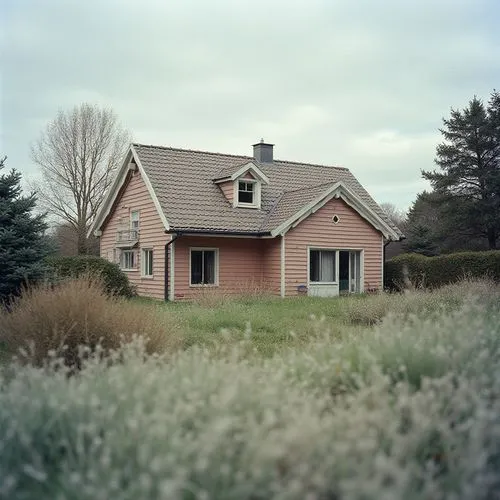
[252,139,274,163]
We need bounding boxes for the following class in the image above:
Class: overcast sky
[2,0,499,211]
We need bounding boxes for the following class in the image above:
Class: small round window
[332,215,340,224]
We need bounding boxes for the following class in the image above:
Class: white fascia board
[214,162,270,185]
[270,182,400,240]
[88,148,134,238]
[130,145,170,231]
[88,145,170,238]
[337,185,399,240]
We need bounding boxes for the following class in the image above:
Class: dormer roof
[212,161,270,185]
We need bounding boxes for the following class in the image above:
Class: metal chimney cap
[252,139,274,147]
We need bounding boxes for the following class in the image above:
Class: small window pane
[142,249,153,276]
[321,251,335,281]
[238,181,254,204]
[310,250,320,281]
[191,251,203,284]
[203,251,215,284]
[130,211,140,230]
[147,251,153,276]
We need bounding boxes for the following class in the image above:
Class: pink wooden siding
[100,175,382,301]
[284,198,383,295]
[173,236,267,299]
[99,170,170,299]
[262,237,282,295]
[218,181,234,204]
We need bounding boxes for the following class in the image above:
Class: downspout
[280,233,286,298]
[164,233,180,302]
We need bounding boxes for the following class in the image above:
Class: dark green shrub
[385,251,500,290]
[45,255,134,297]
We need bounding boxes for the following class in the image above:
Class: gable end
[89,145,170,237]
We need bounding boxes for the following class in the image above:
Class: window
[141,249,153,277]
[310,250,336,282]
[130,210,140,231]
[120,250,136,270]
[190,249,218,285]
[237,181,255,205]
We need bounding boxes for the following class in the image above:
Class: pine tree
[0,157,50,302]
[422,90,500,249]
[403,192,440,256]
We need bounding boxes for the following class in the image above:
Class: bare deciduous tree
[380,202,407,229]
[31,103,130,254]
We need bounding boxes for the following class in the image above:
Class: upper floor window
[237,180,260,207]
[130,210,140,232]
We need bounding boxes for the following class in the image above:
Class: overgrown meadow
[1,279,499,499]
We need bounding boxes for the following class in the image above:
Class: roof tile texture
[133,143,402,237]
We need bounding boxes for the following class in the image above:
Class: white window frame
[120,249,137,271]
[307,247,365,291]
[141,248,154,278]
[130,210,140,231]
[234,179,261,208]
[308,248,338,284]
[189,247,219,287]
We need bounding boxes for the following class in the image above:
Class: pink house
[90,141,403,300]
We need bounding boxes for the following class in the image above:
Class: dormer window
[238,181,255,204]
[235,179,261,208]
[213,161,268,209]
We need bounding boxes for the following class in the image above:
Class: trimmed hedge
[385,251,500,290]
[45,255,135,298]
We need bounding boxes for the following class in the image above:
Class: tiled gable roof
[132,143,403,238]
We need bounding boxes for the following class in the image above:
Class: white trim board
[88,145,170,237]
[213,162,270,185]
[270,182,400,240]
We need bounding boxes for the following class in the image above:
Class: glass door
[349,251,361,293]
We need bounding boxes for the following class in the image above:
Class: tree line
[386,90,500,255]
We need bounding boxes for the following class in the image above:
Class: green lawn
[167,296,347,351]
[135,278,499,356]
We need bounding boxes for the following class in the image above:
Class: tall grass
[0,277,182,367]
[167,278,500,355]
[1,283,499,499]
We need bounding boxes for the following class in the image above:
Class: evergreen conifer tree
[0,157,50,302]
[422,90,500,249]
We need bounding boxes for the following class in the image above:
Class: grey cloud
[2,0,499,210]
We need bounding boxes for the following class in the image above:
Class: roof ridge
[273,158,348,170]
[132,143,252,161]
[282,181,337,195]
[132,143,349,170]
